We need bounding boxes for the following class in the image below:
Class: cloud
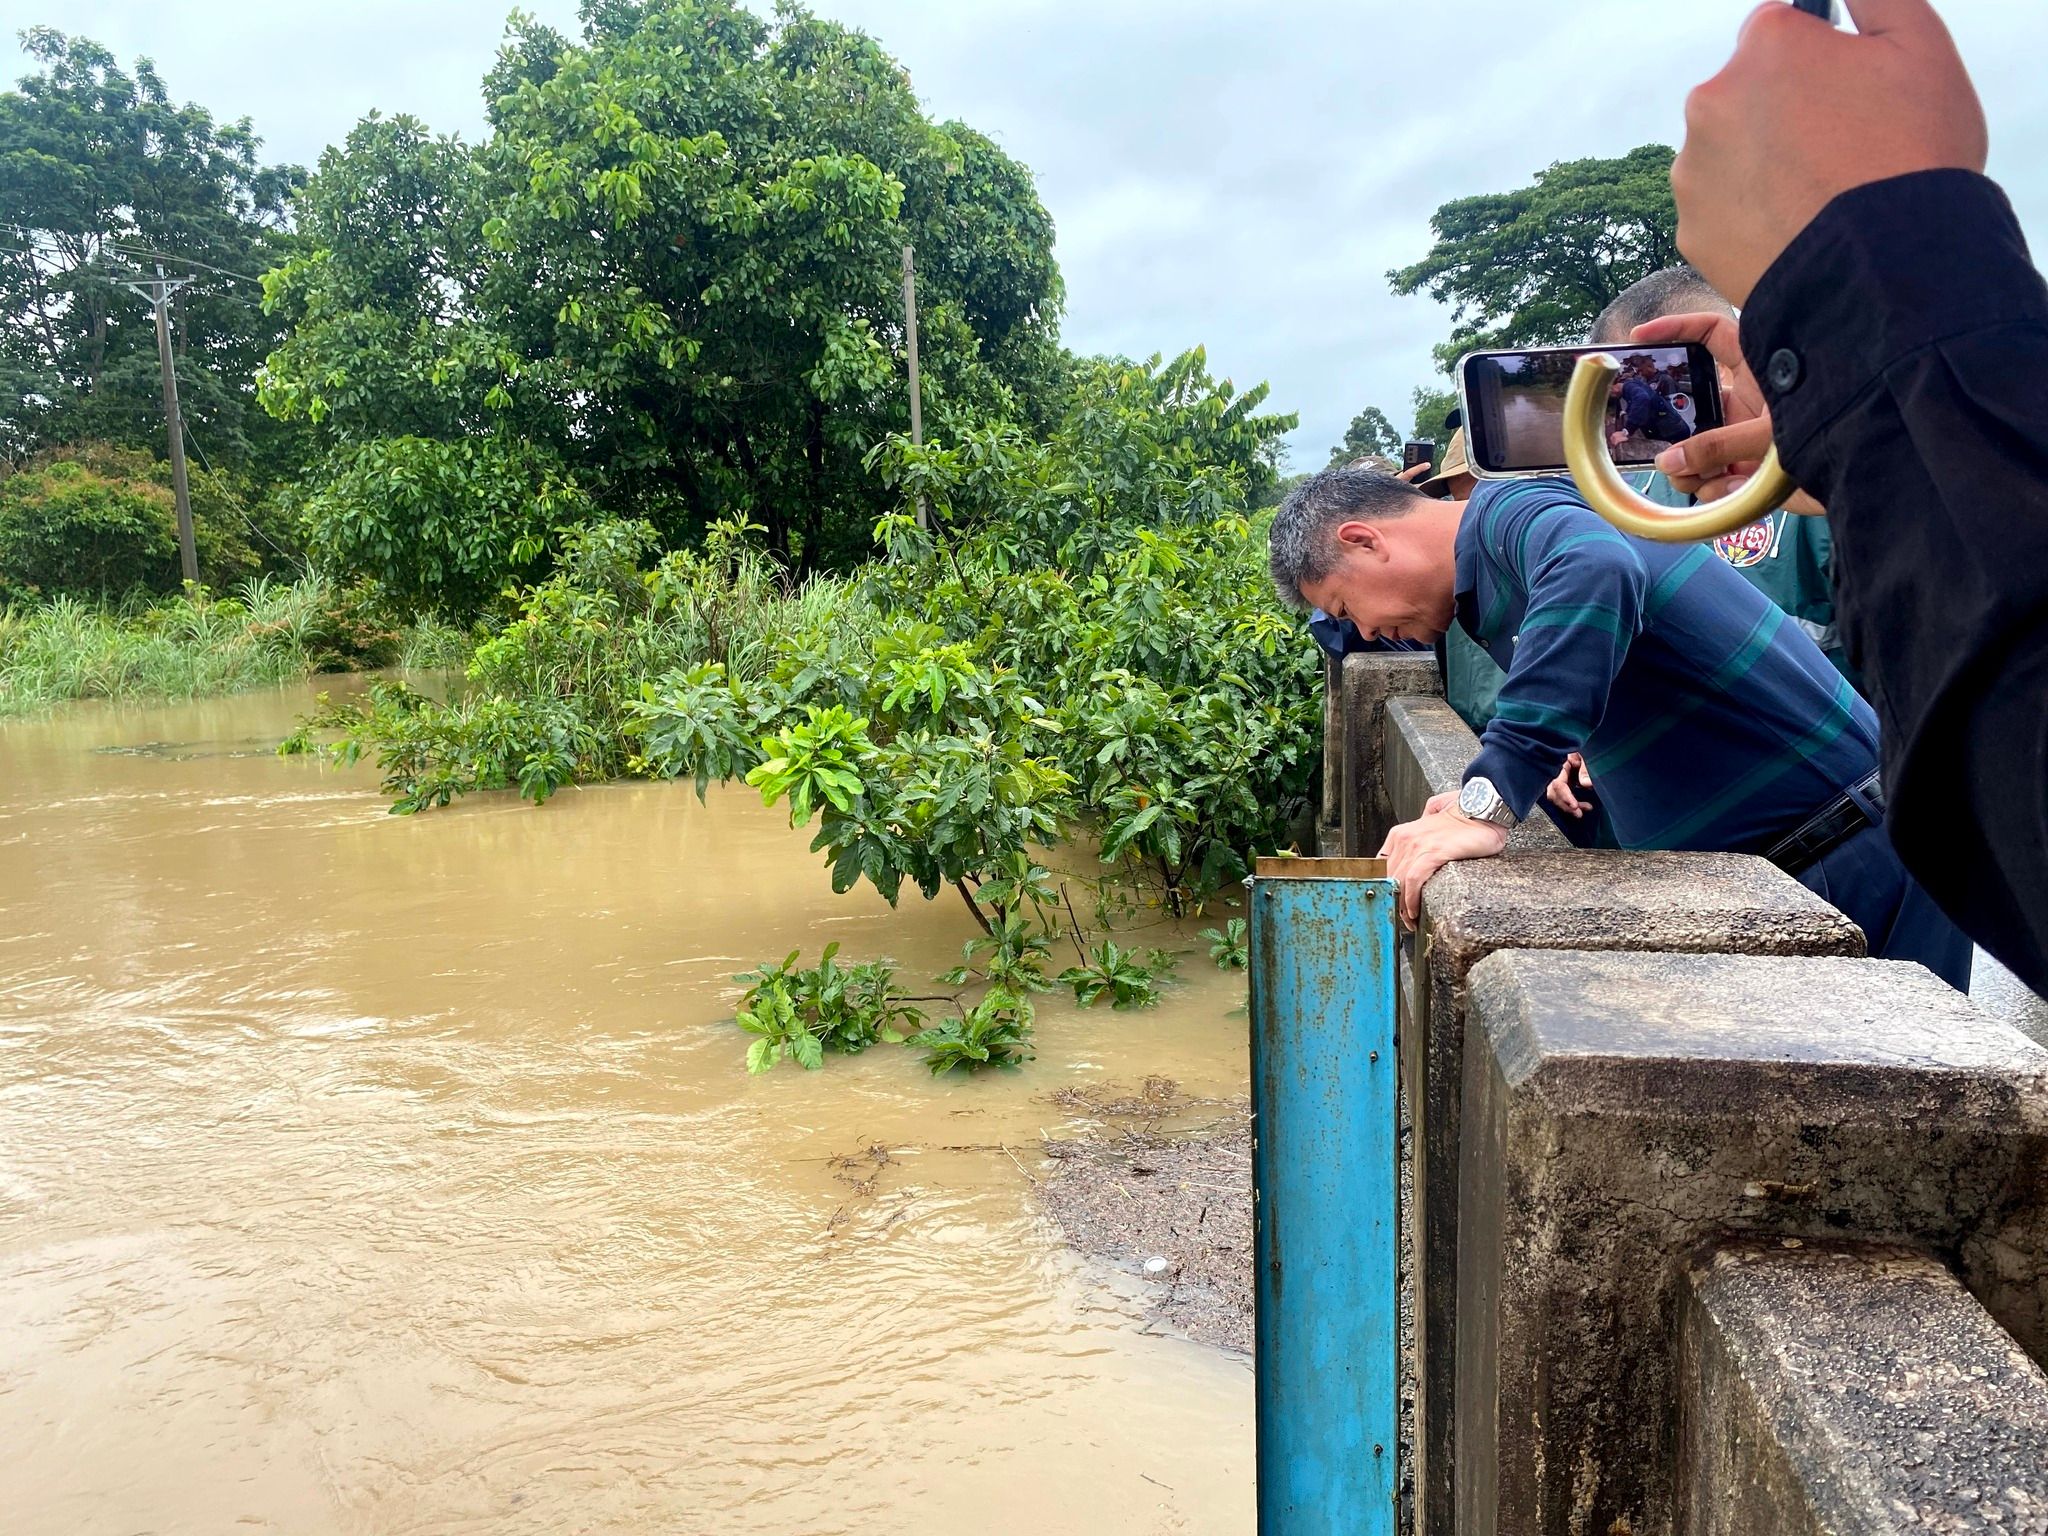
[9,0,2047,467]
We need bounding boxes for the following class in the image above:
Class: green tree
[869,346,1293,564]
[1326,405,1401,467]
[1388,144,1678,371]
[1411,384,1459,444]
[0,28,306,473]
[263,0,1068,581]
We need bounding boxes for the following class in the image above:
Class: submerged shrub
[906,988,1035,1076]
[734,945,929,1073]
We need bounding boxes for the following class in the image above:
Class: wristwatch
[1457,775,1519,830]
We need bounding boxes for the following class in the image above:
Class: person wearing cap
[1414,431,1473,502]
[1267,465,1969,988]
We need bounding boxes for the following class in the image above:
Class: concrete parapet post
[1678,1241,2048,1536]
[1336,652,1441,856]
[1404,856,1863,1536]
[1456,950,2048,1536]
[1248,857,1400,1535]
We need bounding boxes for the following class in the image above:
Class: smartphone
[1457,342,1724,480]
[1402,440,1434,473]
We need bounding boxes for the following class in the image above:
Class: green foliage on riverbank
[0,445,301,605]
[283,347,1306,1071]
[9,6,1321,1077]
[288,350,1312,914]
[0,574,464,718]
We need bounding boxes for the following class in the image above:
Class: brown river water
[0,681,1254,1534]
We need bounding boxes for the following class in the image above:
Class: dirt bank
[1032,1079,1253,1354]
[1030,1074,1417,1523]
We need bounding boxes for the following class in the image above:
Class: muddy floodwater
[0,682,1254,1534]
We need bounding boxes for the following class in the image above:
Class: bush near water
[283,350,1313,1072]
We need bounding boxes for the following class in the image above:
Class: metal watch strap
[1459,776,1518,830]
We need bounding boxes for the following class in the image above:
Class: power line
[102,242,265,286]
[2,234,267,285]
[177,421,299,565]
[0,244,271,314]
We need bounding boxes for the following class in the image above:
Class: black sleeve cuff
[1740,170,2048,463]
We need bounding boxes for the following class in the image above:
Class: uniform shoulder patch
[1712,512,1783,569]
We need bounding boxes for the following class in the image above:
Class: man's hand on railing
[1379,797,1509,925]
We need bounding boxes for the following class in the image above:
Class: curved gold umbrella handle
[1562,352,1799,542]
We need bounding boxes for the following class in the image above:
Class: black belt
[1763,769,1886,876]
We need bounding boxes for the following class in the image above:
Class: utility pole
[120,265,198,586]
[901,244,926,530]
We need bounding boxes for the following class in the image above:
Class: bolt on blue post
[1248,855,1399,1535]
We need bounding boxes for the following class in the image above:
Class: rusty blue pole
[1248,856,1399,1535]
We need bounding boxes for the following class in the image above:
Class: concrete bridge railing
[1322,651,2048,1536]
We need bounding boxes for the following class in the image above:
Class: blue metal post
[1248,856,1399,1534]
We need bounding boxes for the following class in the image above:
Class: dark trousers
[1796,823,1973,992]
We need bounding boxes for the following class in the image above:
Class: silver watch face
[1458,778,1494,819]
[1459,776,1515,828]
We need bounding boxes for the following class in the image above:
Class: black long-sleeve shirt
[1743,169,2048,993]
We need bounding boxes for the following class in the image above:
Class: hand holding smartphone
[1456,342,1725,479]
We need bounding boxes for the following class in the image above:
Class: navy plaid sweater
[1457,478,1876,852]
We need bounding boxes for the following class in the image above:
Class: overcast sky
[9,1,2046,468]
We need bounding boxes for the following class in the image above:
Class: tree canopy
[1326,405,1401,467]
[1387,144,1678,371]
[0,28,305,471]
[261,0,1070,597]
[1410,384,1459,443]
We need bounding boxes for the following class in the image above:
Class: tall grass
[0,575,466,719]
[282,519,887,812]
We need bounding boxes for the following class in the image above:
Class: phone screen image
[1459,343,1721,477]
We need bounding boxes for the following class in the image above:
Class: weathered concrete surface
[1318,654,1345,857]
[1456,950,2048,1536]
[1381,695,1567,853]
[1406,857,1865,1536]
[1974,945,2048,1049]
[1679,1241,2048,1536]
[1339,652,1442,855]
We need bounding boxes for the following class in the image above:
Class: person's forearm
[1739,168,2048,990]
[1743,171,2048,471]
[1461,506,1646,818]
[1741,171,2048,693]
[1464,603,1634,822]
